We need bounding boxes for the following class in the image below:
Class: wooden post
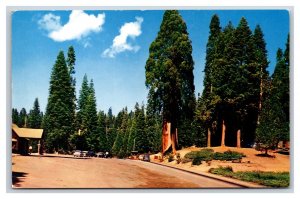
[207,128,211,147]
[221,120,226,147]
[237,129,241,148]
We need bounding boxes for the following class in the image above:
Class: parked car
[104,151,112,158]
[96,152,105,158]
[73,150,83,157]
[86,150,96,157]
[143,153,150,162]
[82,151,88,157]
[138,154,144,160]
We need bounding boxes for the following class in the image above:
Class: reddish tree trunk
[237,129,241,148]
[207,128,211,147]
[221,120,226,147]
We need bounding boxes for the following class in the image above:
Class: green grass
[209,166,289,187]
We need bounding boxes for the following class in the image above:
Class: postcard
[11,9,290,189]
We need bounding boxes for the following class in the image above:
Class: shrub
[168,154,174,162]
[223,150,245,160]
[184,148,214,159]
[192,156,202,165]
[213,150,245,161]
[184,151,199,159]
[213,152,225,160]
[184,148,214,165]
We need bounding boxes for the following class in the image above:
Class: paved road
[12,154,242,188]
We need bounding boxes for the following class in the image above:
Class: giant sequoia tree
[44,50,76,152]
[199,15,269,147]
[145,10,196,151]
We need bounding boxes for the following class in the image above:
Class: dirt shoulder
[151,146,290,173]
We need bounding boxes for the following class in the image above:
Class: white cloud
[38,10,105,42]
[38,13,62,32]
[102,17,143,58]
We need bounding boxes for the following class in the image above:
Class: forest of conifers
[12,11,289,157]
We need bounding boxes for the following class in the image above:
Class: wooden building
[12,124,44,155]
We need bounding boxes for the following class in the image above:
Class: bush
[183,149,245,165]
[213,150,245,161]
[223,150,245,160]
[184,148,214,165]
[192,156,202,165]
[184,148,214,159]
[168,154,174,162]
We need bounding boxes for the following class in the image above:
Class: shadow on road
[12,171,28,187]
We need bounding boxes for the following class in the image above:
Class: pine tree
[129,103,148,153]
[271,44,289,141]
[282,35,290,124]
[98,110,108,151]
[256,43,289,153]
[145,10,195,150]
[111,107,128,157]
[202,14,221,99]
[44,51,75,152]
[67,46,76,86]
[146,105,162,153]
[12,108,19,125]
[27,98,43,129]
[85,79,100,151]
[255,80,283,155]
[105,107,117,152]
[253,25,269,124]
[66,46,77,138]
[19,108,27,127]
[77,74,89,131]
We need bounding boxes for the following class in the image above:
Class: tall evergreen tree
[98,110,108,151]
[145,10,196,150]
[67,46,76,86]
[146,105,162,153]
[77,74,89,131]
[19,108,27,127]
[105,107,117,152]
[202,14,221,99]
[12,108,19,125]
[271,44,289,141]
[112,107,128,157]
[44,51,75,152]
[253,25,269,124]
[256,41,290,153]
[129,103,148,153]
[27,98,43,129]
[66,46,77,135]
[84,79,100,151]
[199,16,268,147]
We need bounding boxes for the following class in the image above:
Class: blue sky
[12,10,289,115]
